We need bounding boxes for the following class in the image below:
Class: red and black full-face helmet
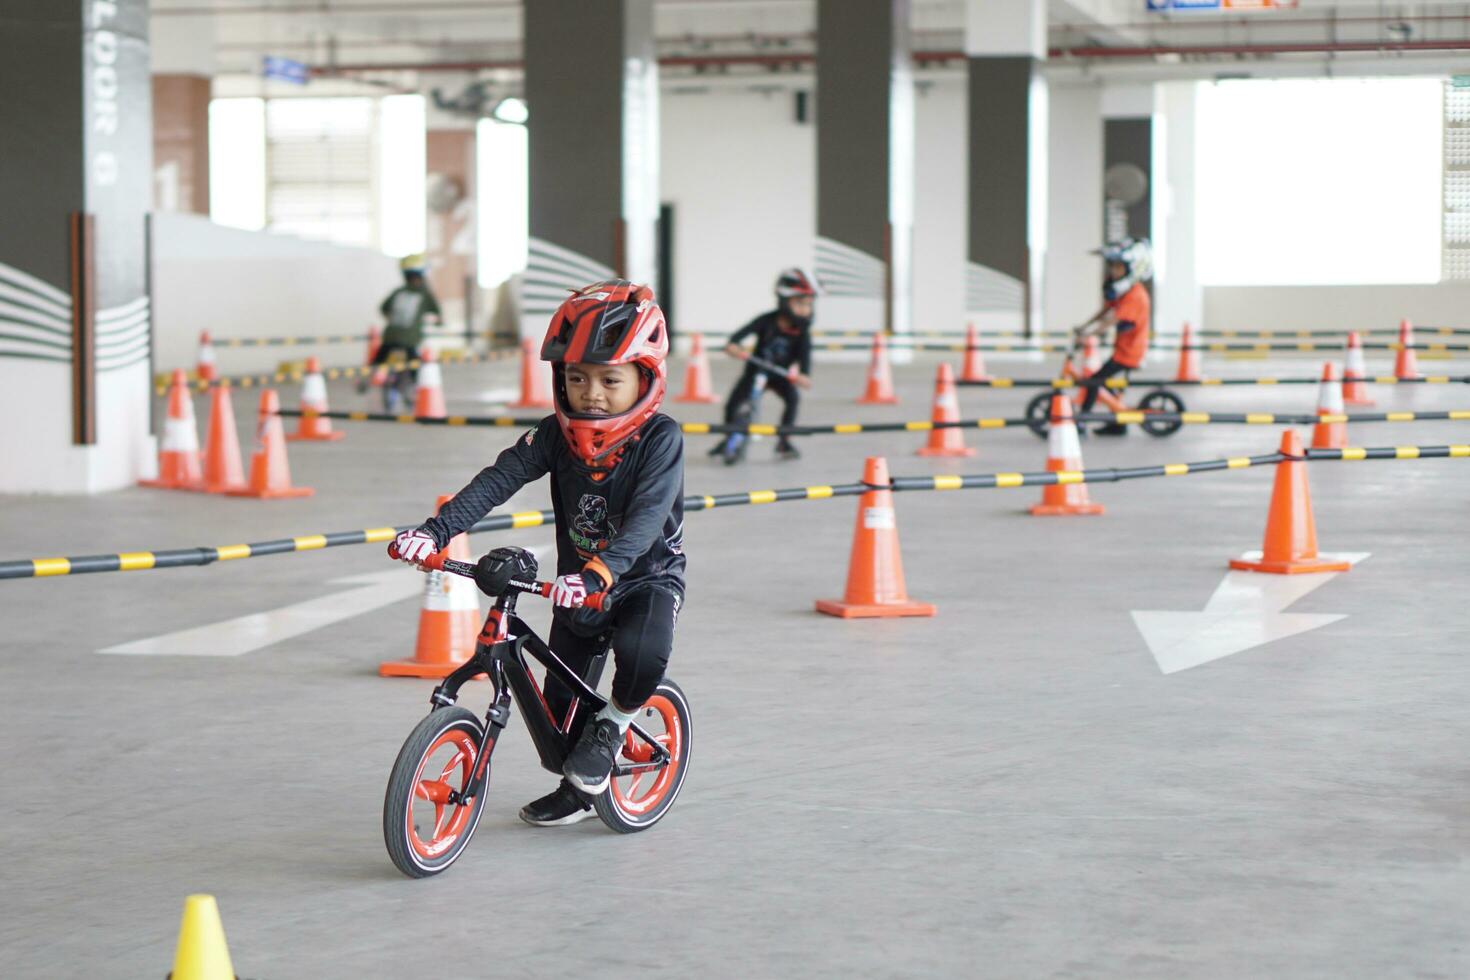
[540,279,668,468]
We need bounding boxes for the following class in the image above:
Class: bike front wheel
[383,707,491,878]
[594,679,692,834]
[1139,389,1186,437]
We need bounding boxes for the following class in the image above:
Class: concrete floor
[2,349,1468,978]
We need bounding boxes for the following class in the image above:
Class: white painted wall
[912,78,967,334]
[1204,284,1470,332]
[1154,81,1202,340]
[1045,81,1104,333]
[151,212,400,375]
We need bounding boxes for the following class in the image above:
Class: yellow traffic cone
[168,894,236,980]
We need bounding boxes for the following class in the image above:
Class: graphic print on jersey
[570,493,615,556]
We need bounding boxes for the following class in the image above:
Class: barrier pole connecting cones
[1394,318,1420,381]
[195,331,217,383]
[140,369,203,490]
[288,356,345,442]
[169,894,236,980]
[200,382,247,494]
[960,322,990,383]
[1030,395,1104,516]
[857,332,898,405]
[1175,322,1201,383]
[1311,361,1346,450]
[509,337,553,408]
[1342,331,1374,406]
[1229,429,1350,575]
[380,495,482,677]
[916,363,975,457]
[815,456,935,619]
[228,389,314,499]
[675,333,718,403]
[413,347,447,419]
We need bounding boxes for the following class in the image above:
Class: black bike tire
[1023,392,1053,438]
[383,707,490,878]
[593,679,693,834]
[1139,390,1186,437]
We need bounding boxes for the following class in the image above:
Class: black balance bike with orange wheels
[1023,344,1185,438]
[382,545,692,879]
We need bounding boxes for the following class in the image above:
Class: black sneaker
[519,780,594,827]
[775,440,801,460]
[563,717,621,794]
[1094,422,1129,436]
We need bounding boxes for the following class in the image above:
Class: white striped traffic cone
[380,496,481,678]
[140,369,203,490]
[1311,361,1346,450]
[196,331,217,382]
[1341,331,1374,406]
[288,356,345,441]
[1030,395,1103,516]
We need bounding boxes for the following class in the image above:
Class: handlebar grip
[583,591,607,612]
[387,540,446,570]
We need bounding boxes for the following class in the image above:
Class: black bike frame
[425,580,671,803]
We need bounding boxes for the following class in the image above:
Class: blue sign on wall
[262,56,309,85]
[1148,0,1222,8]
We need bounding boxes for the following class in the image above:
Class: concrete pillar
[1045,83,1104,331]
[964,0,1047,336]
[426,127,477,340]
[522,0,658,337]
[0,0,156,493]
[815,0,914,335]
[1101,85,1155,245]
[1154,82,1202,338]
[150,10,214,215]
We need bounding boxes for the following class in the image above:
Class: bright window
[1196,77,1443,285]
[208,98,266,231]
[476,118,529,289]
[378,95,427,257]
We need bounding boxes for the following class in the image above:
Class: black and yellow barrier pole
[154,346,520,394]
[4,444,1467,581]
[958,374,1470,390]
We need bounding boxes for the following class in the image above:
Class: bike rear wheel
[1024,392,1056,438]
[383,707,491,878]
[1139,389,1186,437]
[593,679,692,833]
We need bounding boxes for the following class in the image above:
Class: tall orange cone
[857,332,898,404]
[1082,335,1103,376]
[413,347,447,419]
[916,363,974,457]
[1394,318,1420,381]
[1341,331,1374,406]
[288,356,346,441]
[509,337,553,408]
[228,389,314,498]
[1030,395,1104,516]
[199,383,247,494]
[815,456,935,618]
[1311,361,1346,450]
[195,331,217,382]
[959,322,990,382]
[140,369,203,490]
[365,325,381,365]
[1175,322,1202,382]
[675,333,718,403]
[380,495,482,677]
[1230,429,1350,575]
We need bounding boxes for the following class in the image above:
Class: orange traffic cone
[140,369,203,490]
[288,356,346,442]
[365,325,381,366]
[1229,429,1350,575]
[1341,331,1374,406]
[1394,318,1420,381]
[1030,395,1103,516]
[959,322,990,383]
[199,383,247,494]
[509,338,553,409]
[675,333,718,403]
[380,496,482,678]
[1311,361,1346,450]
[916,363,974,457]
[815,456,935,619]
[229,389,314,499]
[1082,335,1103,376]
[857,333,898,405]
[414,347,447,419]
[1175,322,1201,382]
[196,331,217,382]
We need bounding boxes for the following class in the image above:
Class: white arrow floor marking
[1132,552,1370,675]
[98,543,550,657]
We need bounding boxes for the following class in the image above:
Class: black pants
[724,364,799,430]
[1079,357,1131,417]
[371,341,417,368]
[544,585,680,732]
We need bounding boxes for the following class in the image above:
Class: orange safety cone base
[814,597,936,619]
[674,394,717,404]
[1342,395,1375,407]
[1229,554,1351,575]
[857,393,898,405]
[916,443,975,458]
[286,429,345,442]
[227,484,314,499]
[378,614,480,677]
[1030,500,1105,516]
[139,476,204,491]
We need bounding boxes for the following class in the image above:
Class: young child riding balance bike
[1071,238,1152,436]
[392,279,685,827]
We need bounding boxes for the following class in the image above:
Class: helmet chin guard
[541,280,669,468]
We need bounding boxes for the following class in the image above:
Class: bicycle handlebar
[388,543,607,611]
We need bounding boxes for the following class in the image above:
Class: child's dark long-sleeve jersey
[421,414,686,596]
[728,311,811,375]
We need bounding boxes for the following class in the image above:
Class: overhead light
[491,97,528,125]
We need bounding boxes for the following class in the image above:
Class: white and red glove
[391,528,437,565]
[548,573,590,608]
